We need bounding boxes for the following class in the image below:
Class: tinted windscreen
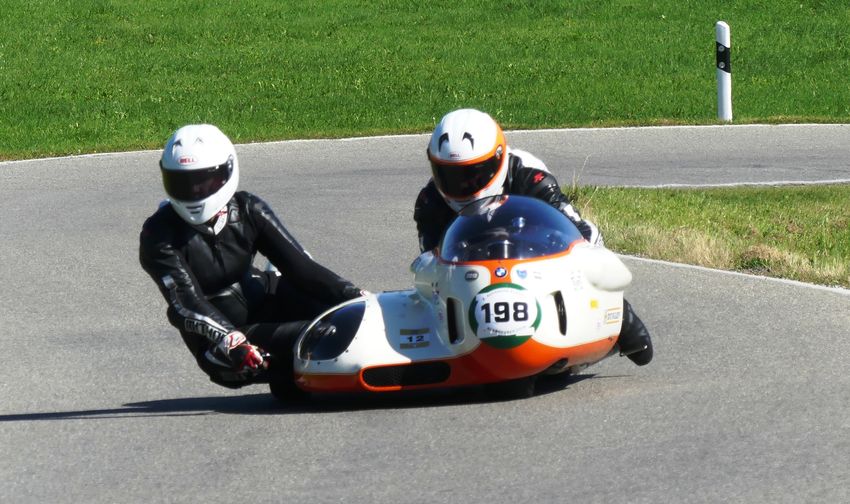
[298,302,365,361]
[439,195,583,262]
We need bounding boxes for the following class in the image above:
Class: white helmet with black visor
[159,124,239,225]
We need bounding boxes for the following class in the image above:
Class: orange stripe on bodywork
[294,372,362,393]
[445,336,616,383]
[295,336,616,393]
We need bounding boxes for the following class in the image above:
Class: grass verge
[2,1,850,159]
[568,184,850,289]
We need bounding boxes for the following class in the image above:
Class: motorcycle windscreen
[439,195,584,262]
[298,301,365,361]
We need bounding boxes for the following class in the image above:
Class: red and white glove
[217,331,265,371]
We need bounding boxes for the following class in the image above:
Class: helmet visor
[431,155,502,199]
[161,158,232,202]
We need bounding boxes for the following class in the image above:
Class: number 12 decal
[399,330,431,349]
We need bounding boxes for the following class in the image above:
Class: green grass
[2,0,850,159]
[569,184,850,289]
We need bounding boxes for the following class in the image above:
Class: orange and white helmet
[427,109,508,212]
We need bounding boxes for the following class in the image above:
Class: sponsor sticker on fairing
[605,308,623,324]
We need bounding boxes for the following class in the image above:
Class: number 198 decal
[469,284,541,345]
[480,301,529,323]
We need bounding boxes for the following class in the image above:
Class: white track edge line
[621,179,850,188]
[621,255,850,297]
[2,123,847,166]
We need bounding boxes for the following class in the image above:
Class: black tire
[485,375,537,400]
[269,377,311,403]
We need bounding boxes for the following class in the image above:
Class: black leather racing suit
[140,191,360,387]
[413,152,653,365]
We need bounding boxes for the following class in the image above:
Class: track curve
[1,125,848,503]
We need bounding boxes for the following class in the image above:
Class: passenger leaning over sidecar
[413,108,653,365]
[139,124,359,390]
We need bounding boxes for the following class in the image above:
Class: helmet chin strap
[211,209,228,235]
[192,207,228,235]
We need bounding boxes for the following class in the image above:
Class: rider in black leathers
[140,124,357,389]
[415,109,653,365]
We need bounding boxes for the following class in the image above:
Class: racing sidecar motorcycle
[284,194,634,399]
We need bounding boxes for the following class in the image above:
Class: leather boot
[618,299,653,366]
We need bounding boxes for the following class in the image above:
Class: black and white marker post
[716,21,732,121]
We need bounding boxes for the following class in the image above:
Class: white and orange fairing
[293,195,632,393]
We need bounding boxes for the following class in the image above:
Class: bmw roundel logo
[494,267,507,278]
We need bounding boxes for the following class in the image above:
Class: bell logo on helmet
[178,156,196,165]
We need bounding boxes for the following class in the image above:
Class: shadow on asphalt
[0,373,633,422]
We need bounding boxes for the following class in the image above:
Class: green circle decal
[468,283,541,349]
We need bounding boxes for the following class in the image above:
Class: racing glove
[216,331,265,371]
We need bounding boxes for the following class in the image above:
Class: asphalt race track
[1,125,848,503]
